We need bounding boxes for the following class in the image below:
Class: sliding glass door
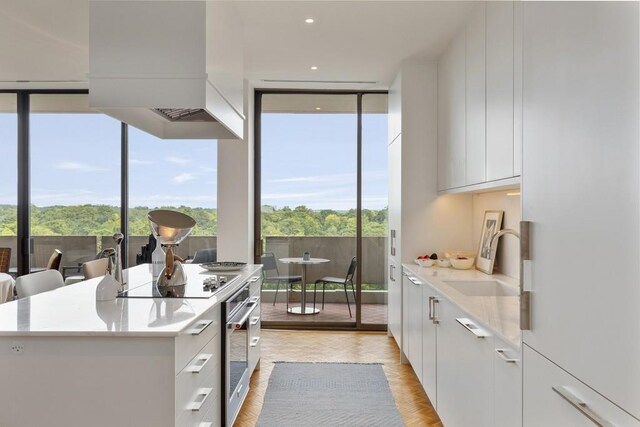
[256,91,388,329]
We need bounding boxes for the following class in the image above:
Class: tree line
[0,204,387,237]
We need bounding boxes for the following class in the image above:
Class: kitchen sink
[443,280,519,297]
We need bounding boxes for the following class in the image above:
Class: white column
[216,80,254,262]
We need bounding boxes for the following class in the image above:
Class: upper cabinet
[437,1,522,192]
[437,30,466,190]
[486,1,514,181]
[465,2,487,186]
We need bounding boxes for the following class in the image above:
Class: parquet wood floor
[234,329,443,427]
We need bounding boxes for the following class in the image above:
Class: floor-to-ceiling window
[361,93,389,326]
[29,94,121,274]
[256,91,388,329]
[0,94,17,272]
[128,127,217,267]
[0,90,219,277]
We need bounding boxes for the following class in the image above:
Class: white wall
[472,189,521,278]
[216,80,254,262]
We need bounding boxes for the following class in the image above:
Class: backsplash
[472,190,521,279]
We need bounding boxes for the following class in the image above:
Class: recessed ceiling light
[305,18,315,24]
[310,66,318,70]
[315,107,321,111]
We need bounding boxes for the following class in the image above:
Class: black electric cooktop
[119,274,237,299]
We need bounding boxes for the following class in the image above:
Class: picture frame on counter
[476,210,504,274]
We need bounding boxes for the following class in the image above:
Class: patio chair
[46,249,63,271]
[313,256,357,317]
[190,248,217,264]
[261,252,302,309]
[0,248,10,274]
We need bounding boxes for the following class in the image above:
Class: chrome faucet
[489,229,520,255]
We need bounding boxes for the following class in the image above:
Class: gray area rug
[256,362,405,427]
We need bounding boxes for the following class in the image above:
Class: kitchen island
[0,263,262,427]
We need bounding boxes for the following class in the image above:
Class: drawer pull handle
[250,316,260,326]
[248,276,260,283]
[552,386,613,427]
[250,296,260,304]
[188,320,213,335]
[495,349,519,363]
[188,354,213,374]
[456,318,489,338]
[188,387,213,412]
[199,423,213,427]
[250,337,261,347]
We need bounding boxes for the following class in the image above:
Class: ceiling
[0,1,474,91]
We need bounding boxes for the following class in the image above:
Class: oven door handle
[228,302,258,330]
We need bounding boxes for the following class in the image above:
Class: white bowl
[415,258,435,267]
[450,257,475,270]
[437,259,451,268]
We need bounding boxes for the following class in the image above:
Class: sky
[0,102,387,211]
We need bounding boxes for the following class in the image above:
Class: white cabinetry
[248,275,262,373]
[387,258,402,349]
[523,345,640,427]
[436,299,493,427]
[402,272,423,381]
[521,2,640,421]
[437,30,466,190]
[386,62,437,355]
[486,1,514,181]
[421,288,439,406]
[437,0,522,192]
[465,2,486,185]
[494,337,522,427]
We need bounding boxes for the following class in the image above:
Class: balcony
[0,235,387,324]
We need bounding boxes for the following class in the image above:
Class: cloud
[165,156,191,165]
[199,166,216,173]
[173,173,196,184]
[268,173,355,184]
[130,159,153,165]
[53,161,109,172]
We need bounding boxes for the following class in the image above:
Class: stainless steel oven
[223,283,258,426]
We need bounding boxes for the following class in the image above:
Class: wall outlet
[10,342,24,354]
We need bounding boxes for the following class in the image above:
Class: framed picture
[476,210,504,274]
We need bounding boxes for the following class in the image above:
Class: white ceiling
[0,0,474,90]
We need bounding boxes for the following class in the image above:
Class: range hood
[89,0,244,140]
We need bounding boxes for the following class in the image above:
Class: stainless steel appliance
[223,283,259,426]
[147,209,196,289]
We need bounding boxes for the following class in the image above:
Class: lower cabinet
[523,345,640,427]
[403,269,523,427]
[494,337,522,427]
[421,289,439,407]
[437,299,493,427]
[388,259,402,349]
[402,272,423,380]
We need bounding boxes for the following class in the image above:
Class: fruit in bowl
[450,256,475,270]
[415,258,435,267]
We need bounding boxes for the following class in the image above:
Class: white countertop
[403,263,521,348]
[0,264,262,337]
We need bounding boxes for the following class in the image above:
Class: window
[128,127,217,266]
[30,94,121,274]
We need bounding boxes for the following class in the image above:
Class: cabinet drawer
[494,337,522,427]
[523,345,640,427]
[249,315,261,374]
[176,336,220,427]
[249,273,262,297]
[175,305,220,373]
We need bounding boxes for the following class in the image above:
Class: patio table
[279,257,330,315]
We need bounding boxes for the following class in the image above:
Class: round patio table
[279,257,330,315]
